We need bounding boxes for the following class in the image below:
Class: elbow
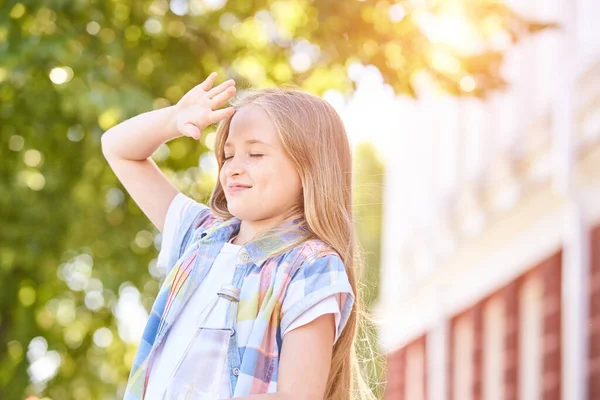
[100,129,112,148]
[100,130,118,159]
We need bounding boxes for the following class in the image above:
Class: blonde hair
[208,87,379,399]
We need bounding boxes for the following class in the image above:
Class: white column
[561,200,590,400]
[555,2,589,400]
[519,276,543,400]
[483,297,505,400]
[427,285,449,400]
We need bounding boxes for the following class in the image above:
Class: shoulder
[277,239,355,336]
[282,238,345,276]
[180,196,220,232]
[189,208,221,237]
[172,193,226,241]
[260,238,342,281]
[276,238,337,263]
[161,193,222,267]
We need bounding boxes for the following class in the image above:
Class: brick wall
[590,224,600,400]
[384,250,566,400]
[472,305,483,400]
[384,336,426,399]
[503,281,520,400]
[448,316,455,400]
[385,346,406,400]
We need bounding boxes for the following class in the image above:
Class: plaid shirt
[123,195,355,399]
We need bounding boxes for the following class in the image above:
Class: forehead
[225,105,279,148]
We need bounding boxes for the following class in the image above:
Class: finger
[206,107,236,125]
[210,86,237,109]
[207,79,236,99]
[182,123,201,140]
[196,72,218,92]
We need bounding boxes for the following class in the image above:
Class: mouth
[226,184,252,194]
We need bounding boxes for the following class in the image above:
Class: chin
[226,205,253,220]
[229,207,270,223]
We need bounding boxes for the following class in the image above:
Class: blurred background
[0,0,598,399]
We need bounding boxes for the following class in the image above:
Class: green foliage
[353,142,385,399]
[0,0,549,398]
[353,143,384,311]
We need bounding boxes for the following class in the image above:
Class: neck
[232,215,288,245]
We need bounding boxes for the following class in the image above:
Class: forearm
[101,105,181,161]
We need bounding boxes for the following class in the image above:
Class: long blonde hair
[208,87,377,400]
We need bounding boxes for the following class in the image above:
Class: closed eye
[223,154,264,161]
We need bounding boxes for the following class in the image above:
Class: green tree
[0,0,550,398]
[353,142,385,398]
[353,142,384,311]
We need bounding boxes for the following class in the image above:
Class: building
[373,0,600,399]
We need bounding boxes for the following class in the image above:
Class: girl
[102,73,374,400]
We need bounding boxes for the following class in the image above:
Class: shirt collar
[201,216,310,267]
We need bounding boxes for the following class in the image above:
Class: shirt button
[232,367,240,376]
[241,253,250,261]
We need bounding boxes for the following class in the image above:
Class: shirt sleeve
[282,295,343,344]
[280,254,355,345]
[156,192,213,276]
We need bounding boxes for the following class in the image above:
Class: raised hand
[173,72,237,140]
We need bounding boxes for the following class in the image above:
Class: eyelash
[223,154,263,161]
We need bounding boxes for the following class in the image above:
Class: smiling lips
[226,183,252,194]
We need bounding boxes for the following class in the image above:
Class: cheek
[283,159,302,189]
[249,159,301,196]
[269,162,302,197]
[283,168,301,191]
[219,169,226,187]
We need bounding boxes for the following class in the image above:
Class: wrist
[160,105,183,141]
[165,104,179,131]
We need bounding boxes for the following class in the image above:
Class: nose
[223,155,245,177]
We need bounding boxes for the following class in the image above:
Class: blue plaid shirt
[123,195,355,399]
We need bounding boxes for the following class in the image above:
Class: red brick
[449,317,456,400]
[472,305,483,400]
[385,348,406,399]
[542,252,562,400]
[590,332,600,354]
[590,290,600,315]
[543,333,561,353]
[384,336,428,400]
[504,281,520,400]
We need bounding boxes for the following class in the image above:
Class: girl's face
[219,105,303,224]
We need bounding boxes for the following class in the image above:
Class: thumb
[182,123,201,140]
